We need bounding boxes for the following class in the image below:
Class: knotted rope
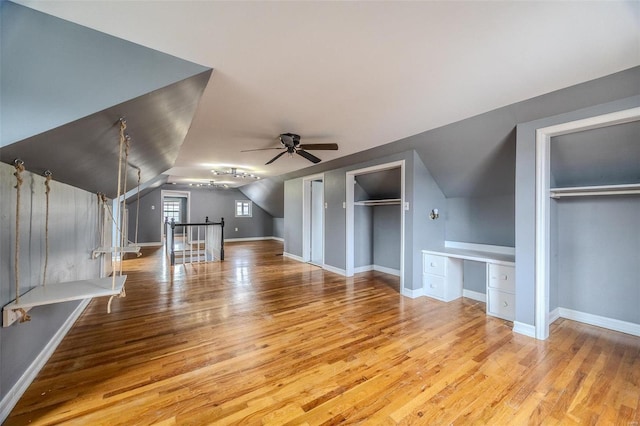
[135,168,141,245]
[43,170,52,286]
[13,159,25,304]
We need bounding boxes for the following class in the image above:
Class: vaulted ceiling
[10,0,640,196]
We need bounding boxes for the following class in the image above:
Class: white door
[310,180,324,265]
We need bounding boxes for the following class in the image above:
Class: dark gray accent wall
[555,197,639,323]
[128,185,274,243]
[0,162,100,404]
[515,95,640,326]
[373,205,401,270]
[445,195,515,246]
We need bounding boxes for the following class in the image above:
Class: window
[163,199,182,223]
[235,200,252,217]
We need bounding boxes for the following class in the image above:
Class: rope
[120,135,130,275]
[135,168,141,245]
[13,159,25,304]
[43,170,52,286]
[113,119,126,290]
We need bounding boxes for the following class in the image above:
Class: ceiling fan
[242,133,338,165]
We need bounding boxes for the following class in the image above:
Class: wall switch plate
[342,202,346,208]
[404,202,410,211]
[235,227,238,232]
[325,202,328,209]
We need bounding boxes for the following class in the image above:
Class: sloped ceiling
[0,2,212,197]
[10,0,640,194]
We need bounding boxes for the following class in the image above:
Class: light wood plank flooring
[6,240,640,425]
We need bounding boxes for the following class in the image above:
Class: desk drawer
[423,274,446,300]
[488,264,515,293]
[423,254,446,276]
[488,288,515,321]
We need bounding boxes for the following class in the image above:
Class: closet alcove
[549,119,640,332]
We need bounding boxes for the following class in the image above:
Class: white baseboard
[323,264,347,276]
[0,299,90,423]
[271,236,284,242]
[558,308,640,337]
[549,307,561,324]
[401,287,424,299]
[463,289,486,303]
[282,252,305,262]
[445,241,515,256]
[354,265,400,277]
[373,265,401,277]
[513,321,536,338]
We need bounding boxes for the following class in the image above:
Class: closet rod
[551,189,640,199]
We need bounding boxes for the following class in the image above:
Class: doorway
[161,190,190,244]
[302,174,324,266]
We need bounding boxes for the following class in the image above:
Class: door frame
[302,173,325,264]
[534,106,640,340]
[345,160,405,289]
[160,190,191,242]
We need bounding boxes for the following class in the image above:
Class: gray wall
[445,194,515,246]
[373,205,401,270]
[555,197,639,323]
[283,179,303,256]
[128,185,274,243]
[1,1,209,147]
[273,218,284,239]
[0,162,100,403]
[515,95,640,326]
[354,206,373,268]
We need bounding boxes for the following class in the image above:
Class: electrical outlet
[235,227,238,232]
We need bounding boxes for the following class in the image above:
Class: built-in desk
[421,245,516,321]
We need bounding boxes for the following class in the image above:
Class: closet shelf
[354,198,401,206]
[550,183,640,199]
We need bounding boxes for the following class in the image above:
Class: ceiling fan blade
[296,149,322,164]
[241,147,284,152]
[298,143,338,151]
[266,150,288,165]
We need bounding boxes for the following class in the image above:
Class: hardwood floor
[6,240,640,425]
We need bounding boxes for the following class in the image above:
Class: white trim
[513,321,536,338]
[345,160,405,292]
[401,287,424,299]
[373,265,401,277]
[533,106,640,341]
[354,265,373,273]
[558,308,640,337]
[271,236,284,242]
[282,252,305,262]
[445,241,515,256]
[0,299,90,423]
[161,190,191,243]
[463,289,486,303]
[549,307,561,324]
[322,264,347,276]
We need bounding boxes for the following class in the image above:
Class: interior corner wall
[354,206,373,268]
[272,218,284,239]
[372,205,401,270]
[515,95,640,327]
[0,161,100,406]
[410,150,446,291]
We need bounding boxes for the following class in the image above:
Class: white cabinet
[487,264,515,321]
[422,253,463,302]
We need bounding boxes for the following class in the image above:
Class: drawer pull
[501,275,508,280]
[430,262,436,267]
[430,284,436,288]
[503,301,508,307]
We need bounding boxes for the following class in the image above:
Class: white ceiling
[14,1,640,187]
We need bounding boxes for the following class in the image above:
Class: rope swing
[13,159,25,305]
[43,170,52,286]
[135,168,141,246]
